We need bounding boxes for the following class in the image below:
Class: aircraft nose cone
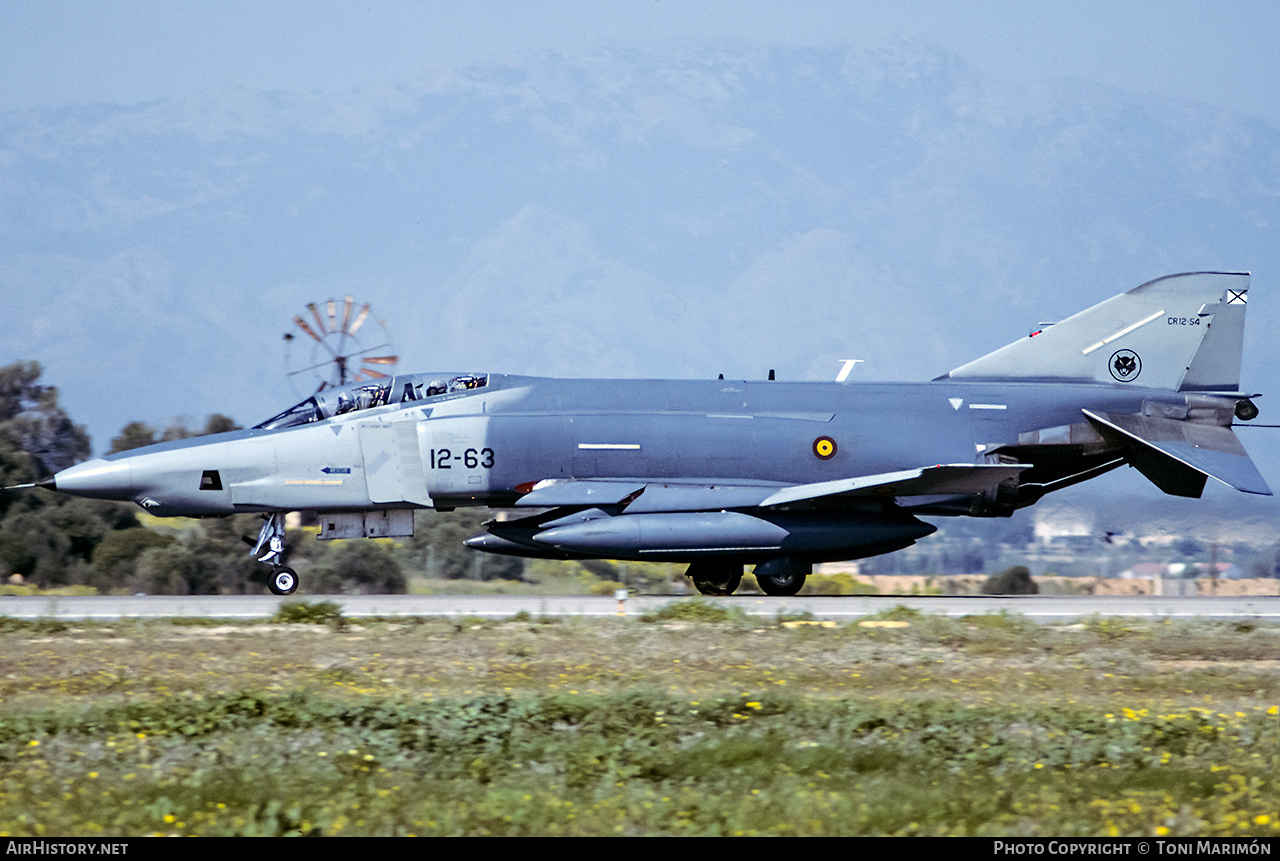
[50,458,134,501]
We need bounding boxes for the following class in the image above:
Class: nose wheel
[268,566,299,596]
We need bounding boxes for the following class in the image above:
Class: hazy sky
[4,1,1279,128]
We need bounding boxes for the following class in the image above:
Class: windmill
[283,297,398,395]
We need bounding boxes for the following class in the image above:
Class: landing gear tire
[268,566,299,596]
[687,561,742,596]
[754,557,809,597]
[694,573,741,596]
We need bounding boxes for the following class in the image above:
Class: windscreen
[253,397,322,430]
[253,374,489,430]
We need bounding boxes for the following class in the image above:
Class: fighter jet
[32,272,1270,596]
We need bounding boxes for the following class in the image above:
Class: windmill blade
[307,302,328,335]
[326,299,338,334]
[348,303,371,335]
[340,296,355,334]
[293,315,325,344]
[363,355,398,365]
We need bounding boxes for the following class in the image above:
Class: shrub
[639,598,743,623]
[308,541,406,594]
[91,527,176,578]
[981,565,1039,595]
[272,600,344,626]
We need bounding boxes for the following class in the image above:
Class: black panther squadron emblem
[1109,349,1141,382]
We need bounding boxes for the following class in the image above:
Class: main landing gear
[685,557,810,597]
[754,557,809,597]
[251,512,299,596]
[687,560,742,596]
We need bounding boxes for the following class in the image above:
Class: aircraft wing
[515,479,651,508]
[1082,409,1272,497]
[515,464,1031,513]
[515,479,783,511]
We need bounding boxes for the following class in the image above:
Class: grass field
[1,602,1278,836]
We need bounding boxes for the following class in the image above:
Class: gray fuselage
[53,373,1172,519]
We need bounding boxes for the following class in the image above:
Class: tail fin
[943,272,1250,391]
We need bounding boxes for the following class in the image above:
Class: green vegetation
[638,598,744,624]
[304,541,406,595]
[107,414,242,455]
[1,610,1278,836]
[271,600,345,627]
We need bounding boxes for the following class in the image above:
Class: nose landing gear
[251,513,299,596]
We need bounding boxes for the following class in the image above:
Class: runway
[2,592,1279,622]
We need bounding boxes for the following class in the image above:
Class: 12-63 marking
[429,447,495,469]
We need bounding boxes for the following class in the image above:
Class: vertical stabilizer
[944,272,1250,391]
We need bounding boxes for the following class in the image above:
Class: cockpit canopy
[254,373,489,430]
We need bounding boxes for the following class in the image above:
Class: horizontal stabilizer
[758,464,1030,507]
[1082,409,1272,497]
